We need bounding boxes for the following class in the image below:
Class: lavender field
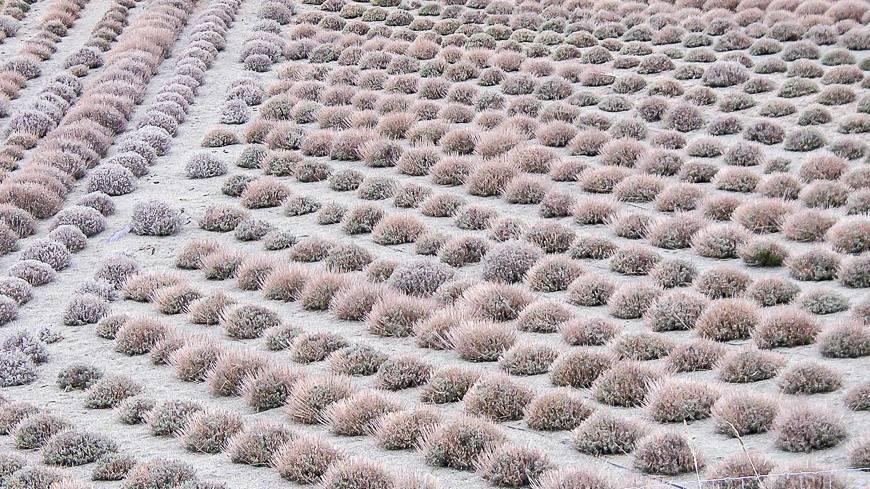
[0,0,869,488]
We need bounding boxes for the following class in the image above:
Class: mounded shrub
[122,458,196,489]
[375,355,431,391]
[42,430,117,466]
[285,376,353,425]
[718,348,785,383]
[592,362,659,408]
[774,404,847,452]
[696,299,759,342]
[419,414,506,471]
[778,361,842,395]
[464,373,533,422]
[645,379,719,423]
[475,444,552,487]
[571,410,646,456]
[117,396,154,425]
[754,308,819,349]
[115,317,168,355]
[323,390,401,436]
[419,366,480,404]
[92,452,136,481]
[226,420,293,466]
[206,349,266,396]
[146,399,203,436]
[57,364,103,391]
[12,412,71,449]
[633,431,702,476]
[180,409,243,454]
[131,200,182,236]
[272,435,341,484]
[447,318,516,362]
[819,322,870,358]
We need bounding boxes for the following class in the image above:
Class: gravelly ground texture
[0,0,869,488]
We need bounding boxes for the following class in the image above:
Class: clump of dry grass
[667,340,725,373]
[320,459,396,489]
[419,414,506,471]
[180,408,243,454]
[114,317,168,356]
[572,410,646,456]
[375,355,431,391]
[612,332,674,361]
[706,453,774,489]
[499,343,557,376]
[448,320,516,362]
[475,443,552,487]
[460,282,533,322]
[480,240,542,283]
[272,435,341,484]
[291,331,348,363]
[323,390,401,436]
[92,452,136,481]
[84,375,142,409]
[560,318,617,346]
[226,420,293,467]
[419,366,480,404]
[285,376,353,425]
[819,322,870,358]
[152,284,202,315]
[718,348,785,383]
[464,372,533,422]
[367,295,430,338]
[645,379,719,423]
[778,361,842,395]
[146,399,203,437]
[525,388,593,431]
[550,350,613,389]
[607,283,661,319]
[12,412,71,449]
[633,431,703,476]
[696,299,759,342]
[845,383,870,412]
[754,308,819,349]
[117,396,154,425]
[206,349,266,397]
[241,363,302,411]
[516,300,572,333]
[373,407,440,451]
[221,303,280,339]
[851,437,870,470]
[123,458,196,489]
[774,404,847,452]
[592,362,659,408]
